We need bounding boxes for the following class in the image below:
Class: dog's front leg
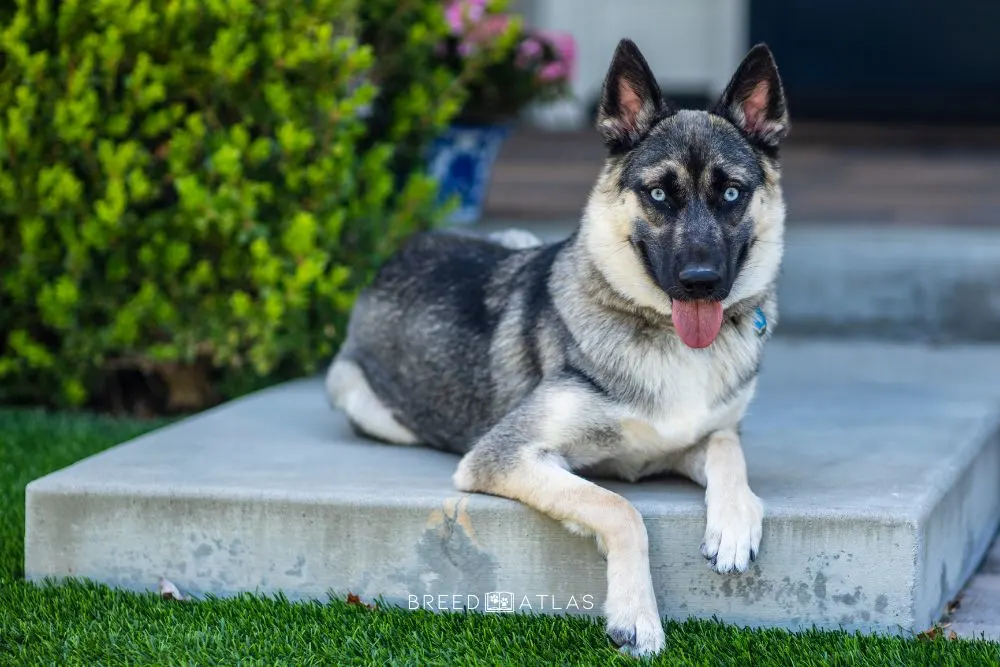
[452,382,665,658]
[674,428,763,574]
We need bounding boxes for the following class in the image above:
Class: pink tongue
[671,300,724,349]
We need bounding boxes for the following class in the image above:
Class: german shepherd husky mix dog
[327,38,789,657]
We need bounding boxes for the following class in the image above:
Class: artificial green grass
[1,408,998,665]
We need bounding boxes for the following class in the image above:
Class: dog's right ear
[596,39,665,154]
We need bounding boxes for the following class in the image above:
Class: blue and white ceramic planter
[426,123,510,225]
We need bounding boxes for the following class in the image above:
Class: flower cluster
[440,0,577,122]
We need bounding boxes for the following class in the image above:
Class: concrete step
[24,340,1000,635]
[948,572,1000,640]
[950,623,1000,642]
[472,221,1000,343]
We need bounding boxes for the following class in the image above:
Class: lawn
[1,409,998,665]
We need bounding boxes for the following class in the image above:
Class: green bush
[0,0,507,410]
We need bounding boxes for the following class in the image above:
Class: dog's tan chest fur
[607,378,754,481]
[576,328,760,482]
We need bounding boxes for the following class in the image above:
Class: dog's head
[582,39,789,348]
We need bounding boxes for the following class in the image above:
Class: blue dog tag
[752,307,767,336]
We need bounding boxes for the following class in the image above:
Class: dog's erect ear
[714,44,789,148]
[596,39,665,154]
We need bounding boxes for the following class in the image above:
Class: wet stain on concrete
[284,555,306,577]
[425,496,480,549]
[813,572,828,600]
[796,582,812,605]
[390,496,498,601]
[699,561,897,628]
[229,539,245,557]
[165,560,188,575]
[832,586,862,606]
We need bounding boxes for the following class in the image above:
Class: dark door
[750,0,1000,123]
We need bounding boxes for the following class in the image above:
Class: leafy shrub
[0,0,508,411]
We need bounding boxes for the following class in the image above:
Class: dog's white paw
[604,592,665,657]
[701,486,763,574]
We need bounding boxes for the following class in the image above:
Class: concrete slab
[472,220,1000,342]
[949,546,1000,641]
[24,341,1000,636]
[950,623,1000,642]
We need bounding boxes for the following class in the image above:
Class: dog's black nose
[678,264,722,296]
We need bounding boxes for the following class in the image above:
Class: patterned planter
[426,123,510,225]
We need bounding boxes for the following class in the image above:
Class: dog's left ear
[714,44,789,148]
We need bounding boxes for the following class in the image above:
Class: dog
[326,38,789,657]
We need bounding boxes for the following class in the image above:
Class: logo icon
[484,591,514,613]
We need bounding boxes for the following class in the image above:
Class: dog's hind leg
[452,382,665,658]
[672,428,763,574]
[325,358,420,445]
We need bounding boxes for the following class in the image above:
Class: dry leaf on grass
[917,622,952,641]
[346,592,373,609]
[158,577,187,601]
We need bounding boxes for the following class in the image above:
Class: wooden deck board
[482,126,1000,226]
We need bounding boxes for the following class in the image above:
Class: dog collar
[752,307,767,336]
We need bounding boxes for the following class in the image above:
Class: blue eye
[723,186,741,202]
[650,188,666,202]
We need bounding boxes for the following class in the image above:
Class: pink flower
[444,0,488,35]
[539,60,569,83]
[538,29,577,80]
[519,37,543,60]
[459,14,511,56]
[516,37,543,68]
[475,14,510,40]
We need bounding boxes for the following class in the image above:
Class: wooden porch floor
[482,123,1000,226]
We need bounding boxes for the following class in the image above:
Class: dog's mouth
[670,299,724,349]
[633,236,725,349]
